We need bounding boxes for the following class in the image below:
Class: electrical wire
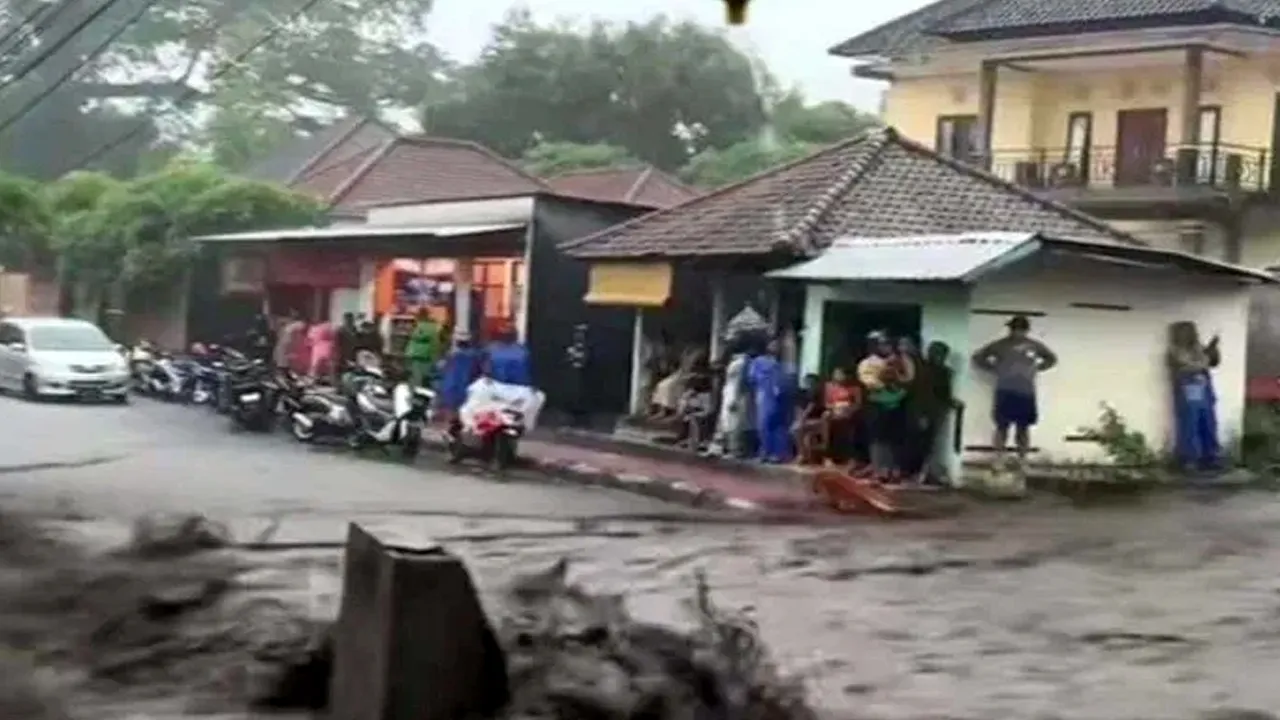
[0,0,124,93]
[0,0,72,61]
[0,0,158,135]
[58,0,333,173]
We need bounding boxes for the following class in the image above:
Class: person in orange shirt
[823,366,863,467]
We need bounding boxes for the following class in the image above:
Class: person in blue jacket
[1167,321,1221,471]
[485,323,532,386]
[747,338,790,463]
[438,330,484,416]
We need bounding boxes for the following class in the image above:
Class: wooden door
[1115,109,1167,185]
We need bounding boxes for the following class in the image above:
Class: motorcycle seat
[358,393,396,417]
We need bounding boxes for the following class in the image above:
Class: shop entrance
[819,301,922,376]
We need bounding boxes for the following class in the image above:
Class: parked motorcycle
[139,351,196,401]
[226,359,276,432]
[290,366,433,459]
[127,342,157,393]
[447,378,544,471]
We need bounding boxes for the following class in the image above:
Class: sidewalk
[516,436,817,513]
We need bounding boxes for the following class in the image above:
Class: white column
[628,308,646,416]
[454,258,473,336]
[357,259,376,317]
[709,274,727,360]
[514,259,530,343]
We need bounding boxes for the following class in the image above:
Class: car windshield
[27,325,114,352]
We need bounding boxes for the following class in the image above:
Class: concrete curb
[420,431,815,515]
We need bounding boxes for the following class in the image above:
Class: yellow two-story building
[831,0,1280,268]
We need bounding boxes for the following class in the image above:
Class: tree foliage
[426,10,767,172]
[520,142,640,177]
[42,162,323,303]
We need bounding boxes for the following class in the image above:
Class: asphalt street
[8,395,1280,718]
[0,394,702,522]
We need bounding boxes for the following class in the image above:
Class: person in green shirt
[405,309,441,388]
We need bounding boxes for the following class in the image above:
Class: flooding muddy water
[43,489,1280,720]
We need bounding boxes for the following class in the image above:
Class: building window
[1064,112,1092,180]
[935,115,979,162]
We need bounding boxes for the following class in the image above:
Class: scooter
[142,352,194,401]
[227,359,276,432]
[290,368,433,459]
[447,378,544,471]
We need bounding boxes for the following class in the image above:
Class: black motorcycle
[227,359,276,432]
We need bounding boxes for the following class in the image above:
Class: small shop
[190,222,526,350]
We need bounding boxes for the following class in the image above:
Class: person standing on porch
[859,331,910,480]
[405,308,442,388]
[1167,320,1221,471]
[707,335,753,458]
[972,315,1057,463]
[747,338,789,463]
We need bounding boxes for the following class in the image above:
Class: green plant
[1241,401,1280,472]
[1076,403,1161,468]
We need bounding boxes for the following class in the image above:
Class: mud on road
[5,486,1280,719]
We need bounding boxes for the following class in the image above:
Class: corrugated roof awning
[767,232,1037,283]
[192,222,526,243]
[583,262,672,306]
[767,232,1280,285]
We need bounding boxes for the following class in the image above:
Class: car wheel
[22,374,39,401]
[112,394,129,405]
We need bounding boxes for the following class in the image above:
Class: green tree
[44,162,322,311]
[771,92,879,145]
[0,173,51,271]
[521,141,639,177]
[679,138,816,189]
[679,91,880,188]
[426,10,768,171]
[0,0,445,177]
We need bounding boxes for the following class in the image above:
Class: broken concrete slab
[329,522,508,720]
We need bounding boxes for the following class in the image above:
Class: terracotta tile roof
[293,136,547,210]
[292,146,381,199]
[563,127,1140,260]
[245,116,397,183]
[545,167,698,208]
[829,0,1280,57]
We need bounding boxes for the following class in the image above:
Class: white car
[0,317,130,402]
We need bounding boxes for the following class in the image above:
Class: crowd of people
[235,307,532,417]
[641,326,962,484]
[638,312,1077,485]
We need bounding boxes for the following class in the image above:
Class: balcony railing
[983,143,1272,195]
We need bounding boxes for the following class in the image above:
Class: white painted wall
[967,255,1251,462]
[365,196,535,227]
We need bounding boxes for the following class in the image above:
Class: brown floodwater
[44,488,1280,719]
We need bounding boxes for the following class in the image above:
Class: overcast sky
[426,0,934,112]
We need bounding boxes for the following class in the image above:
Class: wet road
[4,396,1280,718]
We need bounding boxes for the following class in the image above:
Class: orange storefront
[372,256,522,338]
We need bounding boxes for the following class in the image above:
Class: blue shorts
[993,389,1037,429]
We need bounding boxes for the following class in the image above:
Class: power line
[59,0,333,173]
[0,0,71,61]
[0,0,157,136]
[0,0,125,94]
